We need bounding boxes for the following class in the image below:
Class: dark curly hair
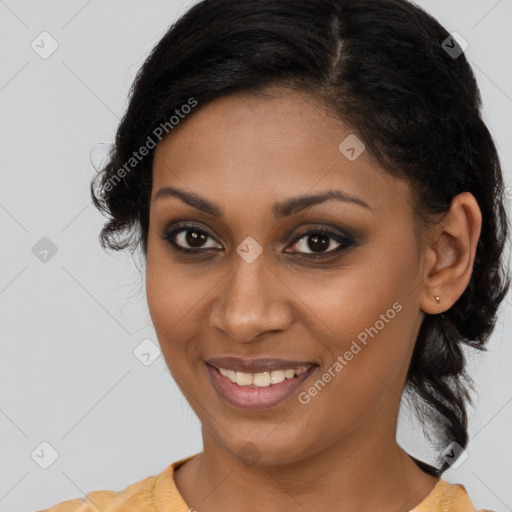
[91,0,511,476]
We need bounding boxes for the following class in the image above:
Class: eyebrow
[152,186,372,218]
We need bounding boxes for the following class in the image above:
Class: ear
[419,191,482,314]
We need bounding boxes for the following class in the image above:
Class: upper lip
[205,357,318,374]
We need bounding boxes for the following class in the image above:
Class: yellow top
[38,453,491,512]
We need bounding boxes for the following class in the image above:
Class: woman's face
[146,88,429,465]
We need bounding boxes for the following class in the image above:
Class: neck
[175,415,438,512]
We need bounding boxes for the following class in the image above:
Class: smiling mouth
[205,362,318,410]
[212,365,310,387]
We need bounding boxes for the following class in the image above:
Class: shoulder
[37,473,159,512]
[36,453,200,512]
[412,478,499,512]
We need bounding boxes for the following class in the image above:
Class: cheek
[145,249,191,354]
[292,300,416,450]
[288,235,420,392]
[145,250,220,376]
[146,245,203,333]
[288,250,417,340]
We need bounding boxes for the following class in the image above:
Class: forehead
[151,89,414,221]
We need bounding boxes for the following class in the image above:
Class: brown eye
[303,232,332,253]
[162,226,222,252]
[286,228,354,256]
[184,229,207,248]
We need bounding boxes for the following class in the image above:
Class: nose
[208,251,293,343]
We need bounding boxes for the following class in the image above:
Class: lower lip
[205,363,317,410]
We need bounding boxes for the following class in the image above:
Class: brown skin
[145,87,482,512]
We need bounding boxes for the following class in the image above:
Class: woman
[40,0,509,510]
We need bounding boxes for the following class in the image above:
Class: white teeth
[284,369,295,379]
[294,367,308,377]
[270,370,285,384]
[236,372,253,386]
[217,366,310,387]
[253,372,271,387]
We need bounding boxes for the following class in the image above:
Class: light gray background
[0,1,511,511]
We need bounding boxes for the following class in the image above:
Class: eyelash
[159,224,355,258]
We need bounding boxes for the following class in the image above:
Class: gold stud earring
[434,296,441,307]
